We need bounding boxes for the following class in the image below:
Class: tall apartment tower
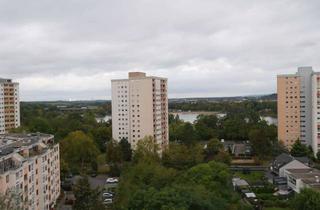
[277,67,320,155]
[111,72,168,153]
[0,78,20,134]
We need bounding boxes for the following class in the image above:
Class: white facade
[284,168,320,193]
[0,78,20,134]
[111,72,168,153]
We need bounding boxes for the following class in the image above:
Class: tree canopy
[73,176,106,210]
[290,140,310,157]
[292,188,320,210]
[60,130,100,174]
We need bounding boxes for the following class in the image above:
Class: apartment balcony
[0,159,22,174]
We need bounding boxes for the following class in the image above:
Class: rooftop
[0,133,54,158]
[111,72,167,82]
[286,168,320,179]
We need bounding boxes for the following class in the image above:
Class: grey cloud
[0,0,319,100]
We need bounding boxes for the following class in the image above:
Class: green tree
[162,143,204,170]
[60,131,99,174]
[194,115,218,141]
[115,156,250,210]
[133,136,160,163]
[90,126,112,152]
[214,151,232,165]
[119,138,132,162]
[204,138,223,160]
[291,140,309,157]
[29,117,53,133]
[106,140,122,164]
[176,122,197,145]
[292,188,320,210]
[249,128,272,159]
[73,176,106,210]
[115,161,177,209]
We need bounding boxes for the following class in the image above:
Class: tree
[292,188,320,210]
[73,176,106,210]
[60,131,100,174]
[291,140,309,157]
[204,138,223,160]
[214,151,232,165]
[106,140,122,164]
[176,122,198,145]
[162,143,204,170]
[115,156,250,210]
[90,126,112,152]
[133,136,160,163]
[249,128,272,159]
[115,161,177,209]
[194,115,218,141]
[119,138,132,162]
[29,117,53,133]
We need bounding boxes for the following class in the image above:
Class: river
[97,113,277,125]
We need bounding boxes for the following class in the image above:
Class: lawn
[234,171,265,183]
[264,208,292,210]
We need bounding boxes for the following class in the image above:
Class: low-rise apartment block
[284,168,320,193]
[0,133,60,210]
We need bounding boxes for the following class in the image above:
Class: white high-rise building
[111,72,168,153]
[0,78,20,134]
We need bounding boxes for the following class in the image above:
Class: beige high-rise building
[111,72,168,153]
[278,67,320,155]
[0,78,20,134]
[0,133,60,210]
[277,74,301,148]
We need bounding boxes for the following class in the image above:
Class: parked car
[103,198,113,205]
[102,192,114,198]
[106,177,119,184]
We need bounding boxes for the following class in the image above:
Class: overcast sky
[0,0,319,101]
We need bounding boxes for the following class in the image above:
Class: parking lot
[57,175,116,209]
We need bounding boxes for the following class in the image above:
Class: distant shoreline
[170,111,218,115]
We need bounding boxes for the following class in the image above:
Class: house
[284,168,320,193]
[271,153,311,176]
[279,160,310,177]
[221,140,252,157]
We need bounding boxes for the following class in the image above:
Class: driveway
[88,175,108,189]
[72,175,108,189]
